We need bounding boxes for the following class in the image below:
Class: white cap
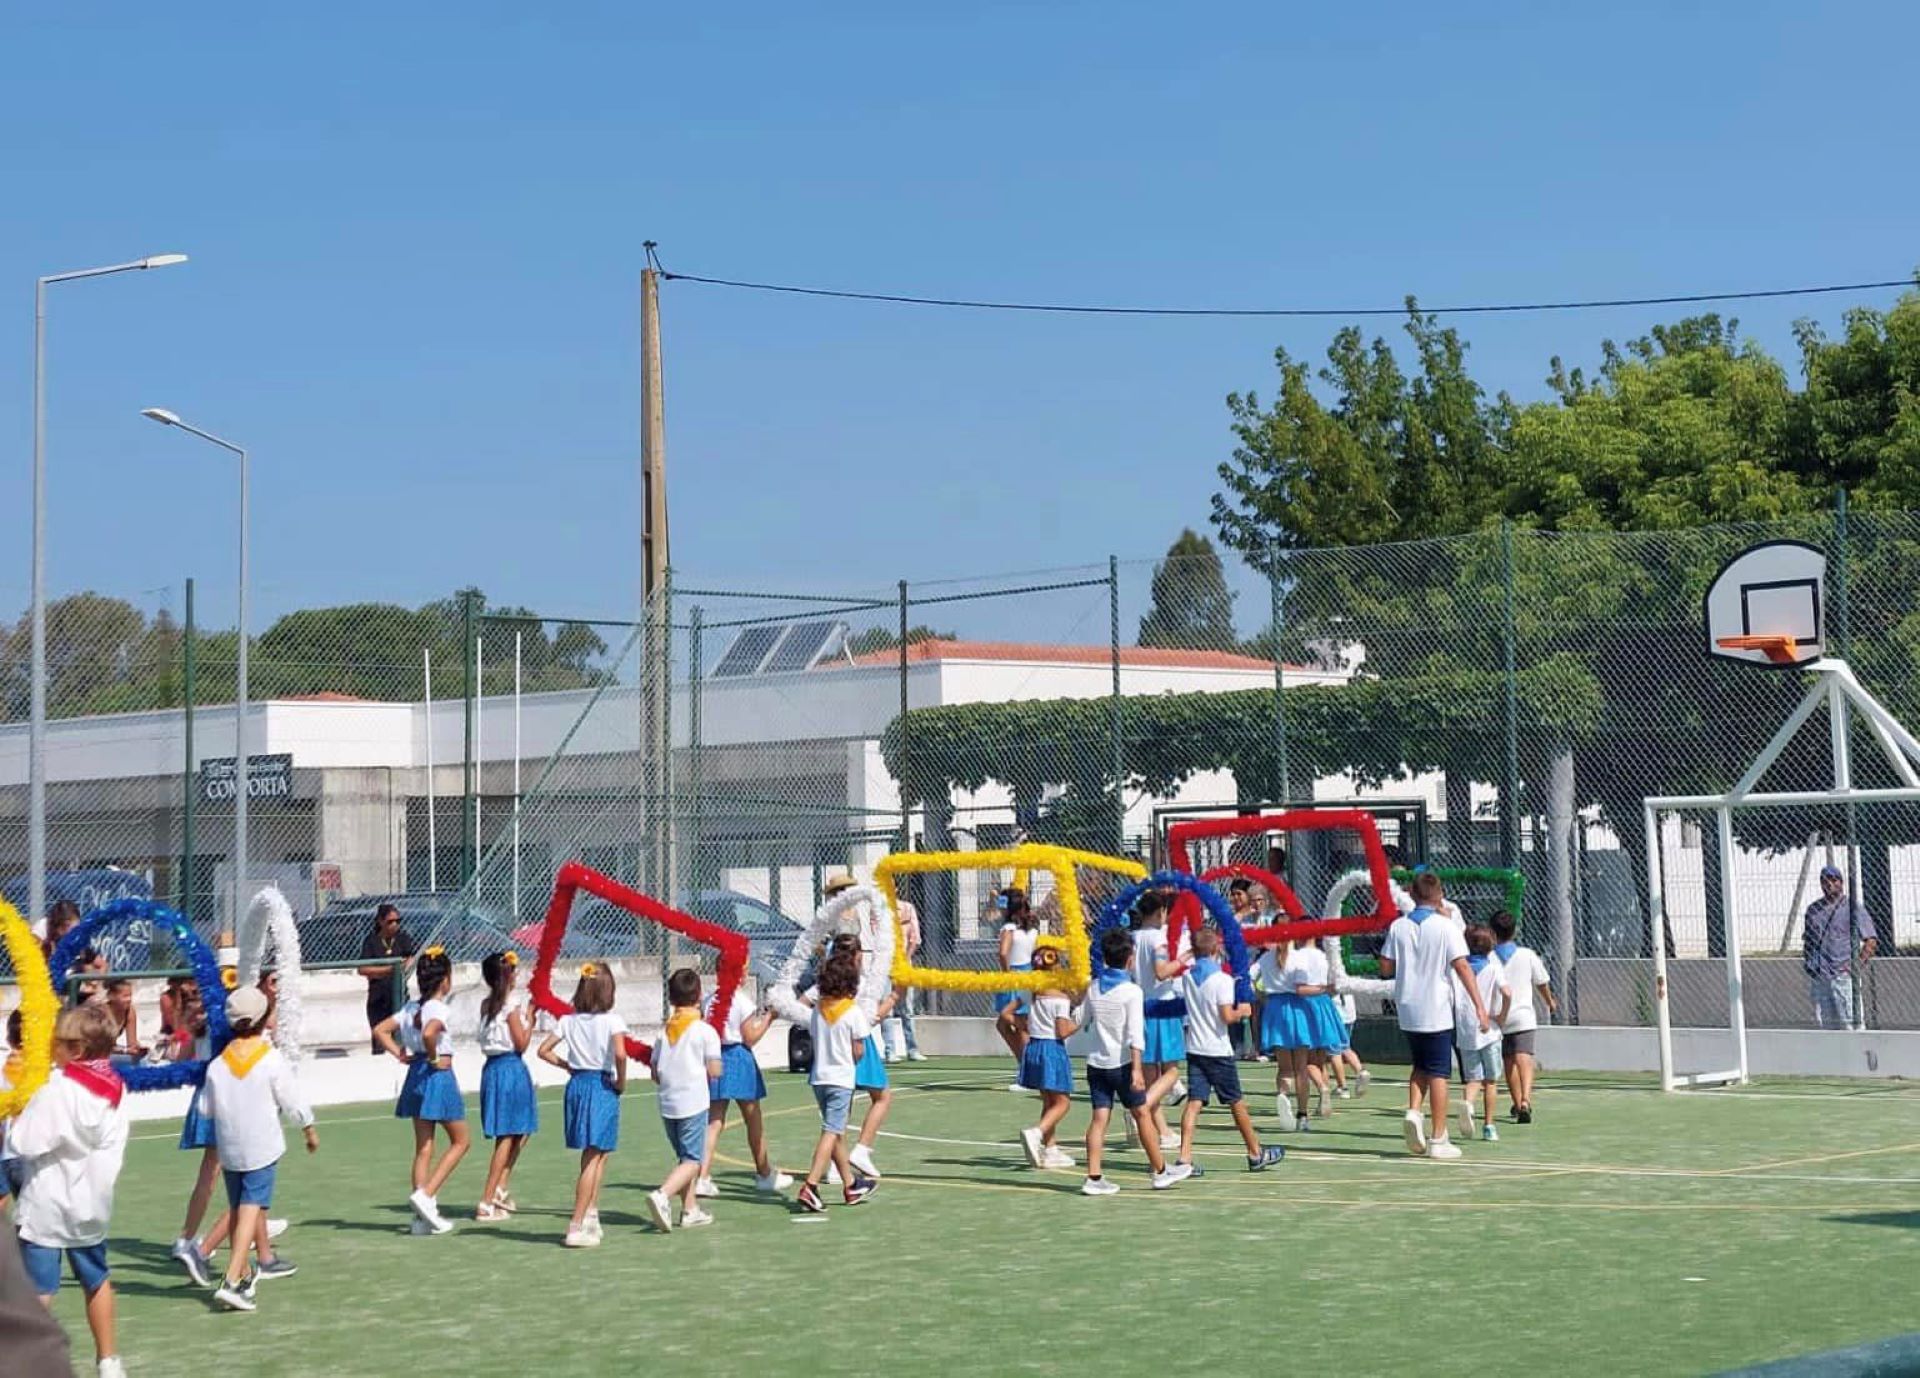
[227,987,269,1027]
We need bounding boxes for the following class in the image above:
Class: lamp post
[29,253,187,926]
[141,408,247,935]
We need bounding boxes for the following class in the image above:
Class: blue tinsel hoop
[49,897,230,1092]
[1091,870,1255,1009]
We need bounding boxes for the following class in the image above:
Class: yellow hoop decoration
[875,845,1144,995]
[0,896,57,1118]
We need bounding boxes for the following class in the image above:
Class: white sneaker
[1082,1175,1121,1196]
[585,1210,602,1242]
[1456,1098,1476,1140]
[679,1207,715,1228]
[1019,1126,1044,1167]
[849,1143,881,1179]
[1171,1079,1189,1103]
[265,1218,289,1241]
[645,1189,674,1233]
[907,1050,928,1062]
[1042,1146,1075,1169]
[1159,1161,1195,1185]
[1158,1131,1181,1151]
[212,1277,257,1312]
[408,1189,449,1233]
[99,1358,126,1378]
[1274,1095,1297,1132]
[1428,1136,1463,1161]
[1481,1124,1499,1143]
[1402,1110,1429,1156]
[562,1227,599,1248]
[1008,1082,1030,1094]
[694,1176,720,1199]
[756,1170,795,1193]
[1335,1086,1353,1100]
[1356,1069,1372,1097]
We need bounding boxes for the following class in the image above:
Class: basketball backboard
[1704,540,1825,668]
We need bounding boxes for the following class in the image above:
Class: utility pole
[641,243,671,896]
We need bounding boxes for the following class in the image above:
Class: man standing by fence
[1803,865,1875,1030]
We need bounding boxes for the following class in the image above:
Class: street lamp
[141,407,248,936]
[29,253,188,927]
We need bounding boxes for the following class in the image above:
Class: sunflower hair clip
[422,945,446,960]
[579,962,598,978]
[501,951,519,968]
[220,967,239,991]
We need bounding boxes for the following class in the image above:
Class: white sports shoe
[694,1176,720,1199]
[1428,1136,1463,1161]
[585,1211,603,1243]
[1274,1095,1297,1132]
[1158,1161,1195,1186]
[1019,1126,1044,1167]
[1082,1176,1121,1196]
[408,1189,450,1233]
[679,1207,715,1228]
[907,1050,928,1062]
[1402,1110,1429,1156]
[756,1170,795,1193]
[99,1358,126,1378]
[1042,1146,1075,1169]
[1171,1079,1189,1103]
[645,1189,674,1233]
[1009,1082,1031,1094]
[266,1218,289,1241]
[1456,1098,1477,1140]
[562,1227,599,1248]
[1356,1069,1372,1097]
[849,1143,881,1179]
[1158,1131,1181,1151]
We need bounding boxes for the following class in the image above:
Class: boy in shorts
[1171,929,1285,1176]
[646,968,725,1233]
[1453,926,1511,1143]
[1381,871,1488,1161]
[1076,928,1180,1195]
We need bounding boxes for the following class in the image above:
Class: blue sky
[2,2,1916,639]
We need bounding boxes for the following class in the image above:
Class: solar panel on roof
[763,620,844,674]
[712,624,783,678]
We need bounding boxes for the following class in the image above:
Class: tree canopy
[1136,529,1237,649]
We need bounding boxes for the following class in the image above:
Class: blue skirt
[1018,1038,1073,1094]
[994,962,1034,1014]
[854,1035,888,1091]
[1263,993,1347,1051]
[179,1091,216,1151]
[711,1043,766,1103]
[563,1069,621,1152]
[1304,994,1349,1052]
[1142,1013,1186,1066]
[480,1054,538,1139]
[394,1058,428,1119]
[416,1064,466,1123]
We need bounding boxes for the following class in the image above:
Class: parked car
[303,893,522,966]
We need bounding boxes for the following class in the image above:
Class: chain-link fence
[7,501,1920,1056]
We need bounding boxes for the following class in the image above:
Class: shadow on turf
[916,1159,1088,1192]
[1825,1210,1920,1231]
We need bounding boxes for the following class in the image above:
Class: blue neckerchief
[1494,941,1518,963]
[1467,954,1489,973]
[1097,966,1131,994]
[1408,906,1436,926]
[1191,956,1222,985]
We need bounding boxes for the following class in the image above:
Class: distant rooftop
[840,639,1297,673]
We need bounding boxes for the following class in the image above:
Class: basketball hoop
[1715,634,1801,665]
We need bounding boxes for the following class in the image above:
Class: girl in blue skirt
[375,948,469,1235]
[696,987,790,1199]
[537,964,629,1248]
[475,951,537,1221]
[1015,945,1078,1170]
[1262,937,1341,1131]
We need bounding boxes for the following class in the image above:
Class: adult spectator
[0,1226,71,1376]
[37,899,81,957]
[355,903,416,1053]
[1803,865,1876,1030]
[884,888,925,1063]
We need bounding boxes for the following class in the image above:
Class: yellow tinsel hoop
[0,896,57,1118]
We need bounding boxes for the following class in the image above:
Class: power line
[657,266,1915,319]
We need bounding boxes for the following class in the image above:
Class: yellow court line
[1711,1139,1920,1177]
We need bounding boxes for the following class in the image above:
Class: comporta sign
[200,753,293,803]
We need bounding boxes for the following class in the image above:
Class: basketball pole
[641,244,671,902]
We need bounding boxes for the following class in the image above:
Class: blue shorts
[1186,1053,1243,1107]
[17,1238,109,1296]
[1404,1028,1454,1079]
[813,1084,854,1135]
[1086,1063,1145,1111]
[224,1163,278,1211]
[1143,1015,1186,1066]
[1456,1040,1501,1084]
[662,1113,706,1164]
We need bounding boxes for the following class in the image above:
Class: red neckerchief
[62,1058,124,1109]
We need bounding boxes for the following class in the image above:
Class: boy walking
[646,969,725,1233]
[1380,872,1487,1161]
[797,953,882,1213]
[9,1004,129,1377]
[1489,911,1556,1123]
[203,987,318,1312]
[1077,928,1180,1195]
[1171,929,1285,1176]
[1453,926,1511,1143]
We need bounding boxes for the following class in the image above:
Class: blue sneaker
[1247,1145,1286,1171]
[1185,1161,1205,1179]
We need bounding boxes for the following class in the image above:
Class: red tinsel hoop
[1169,810,1396,950]
[528,861,750,1067]
[1196,863,1306,920]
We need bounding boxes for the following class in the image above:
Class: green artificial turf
[37,1059,1920,1376]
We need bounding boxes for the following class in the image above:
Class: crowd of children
[0,867,1560,1373]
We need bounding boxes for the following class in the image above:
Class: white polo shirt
[1499,945,1551,1033]
[1382,909,1469,1034]
[1076,981,1145,1070]
[1181,967,1238,1058]
[651,1017,722,1120]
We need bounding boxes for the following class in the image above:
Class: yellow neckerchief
[818,997,855,1025]
[221,1038,271,1079]
[664,1008,700,1045]
[3,1050,21,1083]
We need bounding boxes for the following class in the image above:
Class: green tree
[846,625,954,657]
[1136,529,1237,649]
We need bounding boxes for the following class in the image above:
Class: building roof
[842,639,1289,673]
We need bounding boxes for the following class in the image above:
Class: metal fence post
[461,589,478,884]
[1500,520,1521,869]
[1270,548,1290,805]
[181,577,196,921]
[898,579,911,850]
[1832,487,1852,660]
[688,605,703,897]
[1109,556,1125,853]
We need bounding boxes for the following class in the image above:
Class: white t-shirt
[557,1011,630,1073]
[1076,981,1145,1070]
[652,1017,722,1120]
[1281,945,1329,995]
[1382,910,1469,1033]
[1132,927,1189,1002]
[8,1069,130,1249]
[478,996,526,1057]
[1499,946,1550,1033]
[1027,991,1073,1042]
[403,998,455,1061]
[1181,967,1238,1058]
[203,1041,315,1174]
[1002,924,1038,968]
[1454,956,1509,1051]
[810,1002,873,1089]
[707,990,750,1045]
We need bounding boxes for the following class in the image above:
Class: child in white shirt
[475,950,538,1221]
[1453,926,1513,1143]
[1016,946,1078,1171]
[9,1003,129,1374]
[645,969,724,1234]
[373,948,468,1235]
[1075,928,1176,1195]
[1490,911,1557,1124]
[1172,928,1285,1176]
[537,964,630,1248]
[797,952,893,1213]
